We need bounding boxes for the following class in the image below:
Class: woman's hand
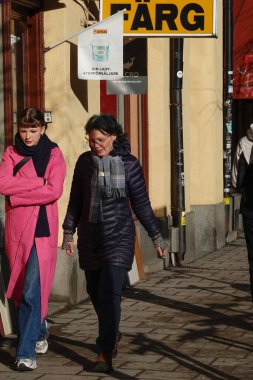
[157,246,167,259]
[66,241,75,257]
[61,230,74,256]
[152,233,168,259]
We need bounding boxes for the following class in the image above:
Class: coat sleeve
[232,141,248,192]
[0,148,44,195]
[235,152,249,193]
[232,141,242,189]
[62,157,83,232]
[128,157,160,238]
[10,148,66,207]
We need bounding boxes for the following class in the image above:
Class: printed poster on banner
[78,12,123,80]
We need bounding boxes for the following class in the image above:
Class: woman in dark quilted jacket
[62,114,167,373]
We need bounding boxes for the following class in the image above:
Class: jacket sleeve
[235,152,248,193]
[10,148,66,206]
[62,157,83,233]
[128,158,160,238]
[232,142,241,189]
[0,149,44,195]
[232,141,248,192]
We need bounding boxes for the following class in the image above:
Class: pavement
[1,233,253,380]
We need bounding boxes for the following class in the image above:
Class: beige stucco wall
[184,38,223,206]
[148,2,223,215]
[184,1,223,206]
[148,38,170,218]
[44,0,100,244]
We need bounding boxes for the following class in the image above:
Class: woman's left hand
[157,246,167,259]
[66,241,75,257]
[152,233,168,259]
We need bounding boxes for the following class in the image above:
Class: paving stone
[39,376,100,380]
[136,370,197,379]
[35,365,82,375]
[0,374,41,380]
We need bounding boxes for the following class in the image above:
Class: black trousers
[84,265,127,354]
[242,214,253,301]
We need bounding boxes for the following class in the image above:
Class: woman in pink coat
[0,108,66,371]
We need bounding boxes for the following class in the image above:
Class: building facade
[0,0,231,306]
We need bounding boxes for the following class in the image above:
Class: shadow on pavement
[0,348,14,367]
[48,334,138,379]
[49,334,94,368]
[123,287,253,334]
[128,332,241,380]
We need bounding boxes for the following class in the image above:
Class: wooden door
[2,0,44,146]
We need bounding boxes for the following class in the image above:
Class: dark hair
[17,107,47,129]
[84,114,127,145]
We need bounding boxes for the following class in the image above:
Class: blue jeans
[85,265,127,354]
[16,245,48,360]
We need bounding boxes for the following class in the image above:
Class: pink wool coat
[0,145,66,320]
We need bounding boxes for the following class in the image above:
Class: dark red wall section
[233,0,253,99]
[100,81,117,116]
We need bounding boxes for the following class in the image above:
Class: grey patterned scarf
[89,152,126,222]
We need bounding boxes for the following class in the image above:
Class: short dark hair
[17,107,46,129]
[84,114,126,143]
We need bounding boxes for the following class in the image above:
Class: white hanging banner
[78,12,124,80]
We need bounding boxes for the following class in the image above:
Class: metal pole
[170,38,186,265]
[223,0,233,234]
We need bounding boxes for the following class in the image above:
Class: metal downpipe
[170,38,186,266]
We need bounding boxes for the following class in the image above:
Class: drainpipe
[170,38,186,266]
[223,0,233,235]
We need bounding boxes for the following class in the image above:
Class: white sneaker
[35,339,48,354]
[15,358,37,371]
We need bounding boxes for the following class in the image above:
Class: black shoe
[88,353,113,373]
[90,360,113,373]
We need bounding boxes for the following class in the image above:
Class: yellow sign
[224,197,231,205]
[100,0,217,37]
[181,211,186,226]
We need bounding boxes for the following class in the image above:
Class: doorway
[2,0,44,146]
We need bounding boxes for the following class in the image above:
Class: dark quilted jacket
[62,140,161,271]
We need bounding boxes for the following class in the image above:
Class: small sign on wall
[107,38,147,94]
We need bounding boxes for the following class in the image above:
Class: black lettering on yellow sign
[181,4,204,31]
[156,4,178,31]
[110,2,205,32]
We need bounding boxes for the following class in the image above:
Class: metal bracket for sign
[73,0,96,24]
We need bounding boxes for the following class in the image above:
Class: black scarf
[14,133,58,237]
